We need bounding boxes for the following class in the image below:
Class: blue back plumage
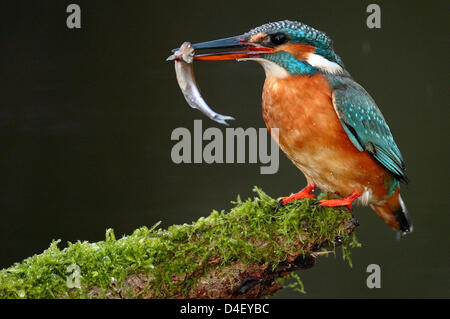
[326,75,407,183]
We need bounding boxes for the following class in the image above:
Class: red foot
[280,184,316,206]
[317,191,362,211]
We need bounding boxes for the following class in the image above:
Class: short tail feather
[370,187,413,235]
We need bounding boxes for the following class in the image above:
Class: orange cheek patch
[249,33,267,43]
[276,43,315,61]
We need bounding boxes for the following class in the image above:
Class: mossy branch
[0,187,360,299]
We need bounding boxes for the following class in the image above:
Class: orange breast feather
[262,74,393,200]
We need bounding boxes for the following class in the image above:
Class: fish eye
[270,33,287,45]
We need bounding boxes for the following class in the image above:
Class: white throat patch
[307,53,344,74]
[237,57,289,78]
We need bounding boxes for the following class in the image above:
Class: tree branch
[0,187,359,299]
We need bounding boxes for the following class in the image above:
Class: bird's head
[185,20,345,77]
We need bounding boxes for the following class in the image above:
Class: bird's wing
[331,79,407,182]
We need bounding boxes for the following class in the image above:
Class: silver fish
[167,42,234,125]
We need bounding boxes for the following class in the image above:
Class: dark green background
[1,1,448,298]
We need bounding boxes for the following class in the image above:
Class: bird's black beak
[172,34,275,61]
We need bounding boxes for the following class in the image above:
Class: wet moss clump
[0,187,359,299]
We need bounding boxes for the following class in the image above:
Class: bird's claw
[274,199,285,212]
[315,199,353,211]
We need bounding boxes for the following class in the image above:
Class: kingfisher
[182,20,412,234]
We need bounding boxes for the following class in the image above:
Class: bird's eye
[270,33,287,45]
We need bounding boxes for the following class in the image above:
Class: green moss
[283,272,306,294]
[0,187,359,299]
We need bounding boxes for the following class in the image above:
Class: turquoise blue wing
[331,78,407,183]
